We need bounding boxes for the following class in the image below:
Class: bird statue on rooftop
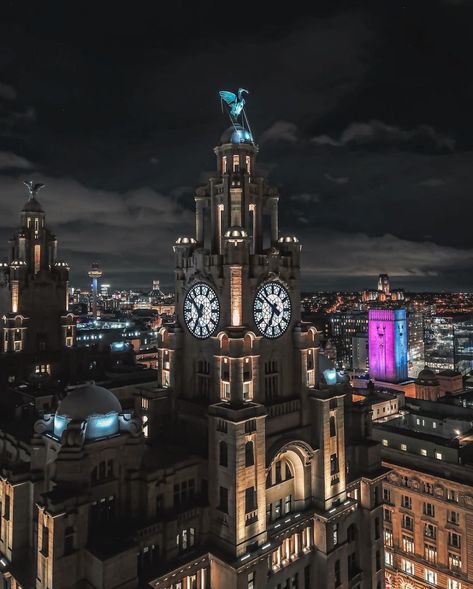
[23,180,45,199]
[219,88,249,120]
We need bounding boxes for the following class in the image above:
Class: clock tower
[154,92,385,588]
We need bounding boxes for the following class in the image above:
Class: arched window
[219,441,228,467]
[347,523,357,543]
[245,441,254,467]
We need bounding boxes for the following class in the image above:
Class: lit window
[425,569,437,585]
[333,523,339,545]
[232,154,239,172]
[382,439,388,446]
[401,444,407,451]
[449,552,462,571]
[421,448,427,456]
[401,559,414,575]
[385,551,393,567]
[435,451,443,460]
[402,535,414,553]
[448,579,461,589]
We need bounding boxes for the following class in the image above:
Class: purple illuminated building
[368,308,408,383]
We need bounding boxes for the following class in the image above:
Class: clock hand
[262,293,281,316]
[190,298,200,317]
[197,302,204,319]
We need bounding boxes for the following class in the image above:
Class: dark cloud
[312,120,455,153]
[260,121,298,144]
[0,152,33,170]
[0,4,472,290]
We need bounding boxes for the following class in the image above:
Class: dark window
[219,441,228,467]
[348,552,357,577]
[275,461,282,483]
[245,487,256,513]
[330,454,339,475]
[335,559,341,587]
[423,502,435,517]
[41,524,49,557]
[245,441,254,467]
[374,485,380,506]
[374,517,380,539]
[64,526,74,555]
[304,565,311,589]
[376,550,381,571]
[4,495,10,520]
[188,479,195,499]
[330,416,336,437]
[285,461,293,480]
[264,361,279,403]
[266,502,272,523]
[173,484,180,506]
[347,524,356,543]
[219,486,228,513]
[181,481,188,504]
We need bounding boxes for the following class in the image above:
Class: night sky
[1,1,473,292]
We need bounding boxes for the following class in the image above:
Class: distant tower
[368,308,408,383]
[88,262,102,317]
[378,273,390,295]
[0,181,75,363]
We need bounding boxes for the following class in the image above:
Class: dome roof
[417,368,439,384]
[278,235,299,243]
[22,197,44,213]
[57,383,122,421]
[175,236,196,245]
[220,125,253,145]
[224,226,248,239]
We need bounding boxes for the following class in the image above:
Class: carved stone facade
[384,463,473,589]
[0,125,386,588]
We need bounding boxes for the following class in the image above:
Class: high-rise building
[330,311,368,368]
[88,261,102,317]
[368,309,408,384]
[407,311,425,378]
[0,96,385,589]
[424,314,473,374]
[0,181,76,383]
[352,333,369,372]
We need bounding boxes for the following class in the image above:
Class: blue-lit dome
[220,124,253,145]
[54,383,122,440]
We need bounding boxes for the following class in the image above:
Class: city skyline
[2,3,473,290]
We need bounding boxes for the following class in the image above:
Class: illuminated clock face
[183,282,220,339]
[253,281,291,338]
